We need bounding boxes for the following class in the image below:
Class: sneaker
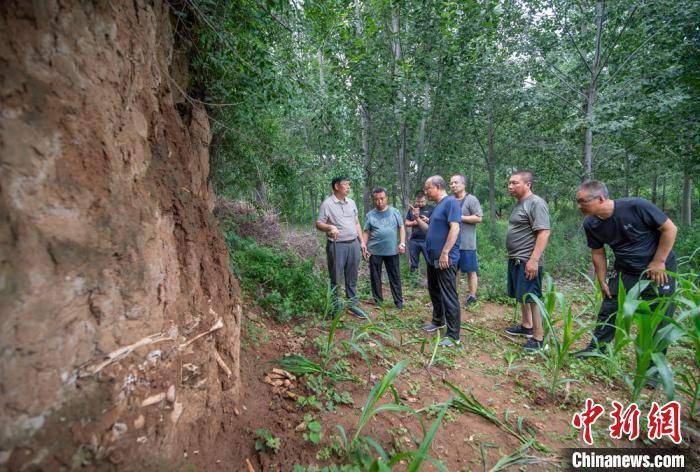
[523,338,544,352]
[505,325,533,337]
[422,322,446,332]
[395,303,404,310]
[348,306,368,320]
[644,374,660,390]
[464,295,478,308]
[572,342,607,359]
[439,337,461,348]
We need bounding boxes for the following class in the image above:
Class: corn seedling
[488,441,551,472]
[387,403,449,472]
[276,354,355,382]
[529,274,591,394]
[443,380,548,453]
[614,277,686,402]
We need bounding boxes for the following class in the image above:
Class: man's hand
[411,206,420,219]
[327,225,340,241]
[599,281,612,299]
[420,215,429,223]
[647,259,668,285]
[398,243,406,254]
[362,246,370,261]
[439,251,449,269]
[525,258,539,280]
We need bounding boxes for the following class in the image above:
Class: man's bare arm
[461,215,483,224]
[648,219,677,284]
[590,247,611,298]
[524,229,550,280]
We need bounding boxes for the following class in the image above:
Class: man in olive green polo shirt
[316,176,369,319]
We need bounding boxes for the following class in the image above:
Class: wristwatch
[398,243,406,249]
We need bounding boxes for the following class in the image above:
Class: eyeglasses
[575,196,598,205]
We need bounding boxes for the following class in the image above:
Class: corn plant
[276,354,355,382]
[335,360,414,460]
[614,277,686,402]
[443,380,548,453]
[388,403,449,472]
[529,274,592,394]
[488,441,550,472]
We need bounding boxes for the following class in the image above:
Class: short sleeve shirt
[458,194,483,251]
[583,197,675,275]
[506,194,550,262]
[364,207,403,256]
[425,196,462,266]
[405,205,434,240]
[317,195,359,242]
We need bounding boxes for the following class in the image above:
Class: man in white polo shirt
[316,176,369,319]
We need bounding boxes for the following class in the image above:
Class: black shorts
[507,259,542,303]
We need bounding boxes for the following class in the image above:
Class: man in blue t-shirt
[573,180,678,362]
[363,187,406,308]
[413,175,462,347]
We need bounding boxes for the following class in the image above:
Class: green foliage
[225,231,327,321]
[529,275,592,393]
[255,428,280,454]
[302,413,324,445]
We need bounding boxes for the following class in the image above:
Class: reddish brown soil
[162,293,699,471]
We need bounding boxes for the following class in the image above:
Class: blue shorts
[457,250,478,273]
[507,259,542,303]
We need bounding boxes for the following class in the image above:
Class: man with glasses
[316,176,369,319]
[416,176,462,347]
[573,180,677,362]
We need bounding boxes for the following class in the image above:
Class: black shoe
[395,303,404,310]
[644,373,660,390]
[464,295,477,308]
[523,338,544,352]
[422,322,446,332]
[572,343,607,359]
[348,306,368,320]
[505,325,533,337]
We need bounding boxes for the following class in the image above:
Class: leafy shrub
[224,223,328,321]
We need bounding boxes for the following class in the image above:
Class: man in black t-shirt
[405,191,434,273]
[573,180,678,358]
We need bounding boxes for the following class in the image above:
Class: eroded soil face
[0,1,240,467]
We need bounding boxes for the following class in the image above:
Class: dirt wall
[0,0,241,467]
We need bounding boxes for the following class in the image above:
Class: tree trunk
[354,0,373,215]
[487,109,496,222]
[582,0,605,180]
[390,5,409,211]
[681,171,692,227]
[624,152,631,197]
[414,80,431,187]
[651,173,658,204]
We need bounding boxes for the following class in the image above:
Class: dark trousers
[369,254,403,307]
[426,264,461,340]
[591,270,676,348]
[408,239,428,270]
[326,240,360,306]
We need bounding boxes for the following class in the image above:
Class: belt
[329,239,357,244]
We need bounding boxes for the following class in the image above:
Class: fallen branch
[179,319,224,351]
[79,331,175,377]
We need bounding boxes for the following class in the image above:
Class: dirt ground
[172,285,699,471]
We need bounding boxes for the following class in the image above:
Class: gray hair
[578,180,609,199]
[451,174,467,186]
[427,175,447,190]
